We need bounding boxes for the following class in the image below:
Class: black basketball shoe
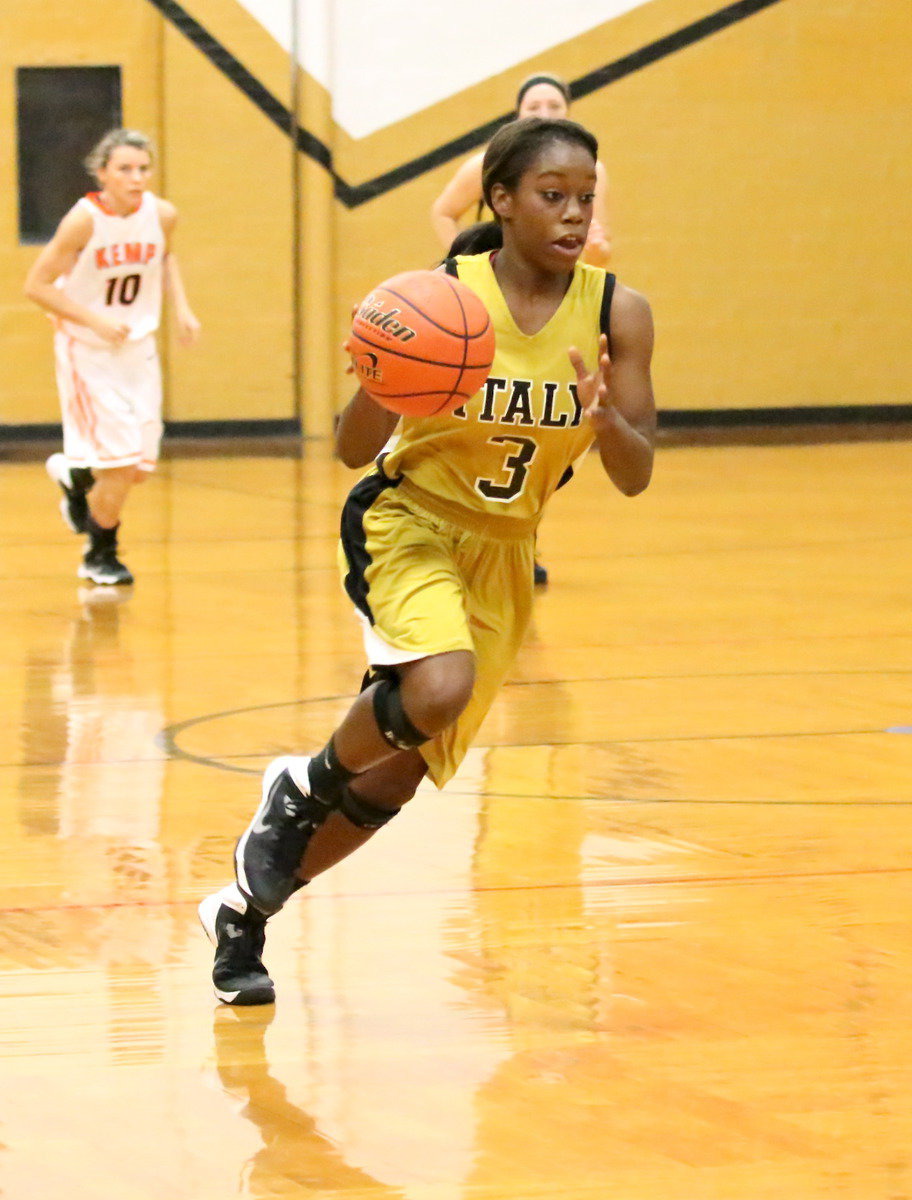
[234,756,328,917]
[79,519,134,586]
[78,544,134,586]
[199,884,275,1006]
[45,453,93,534]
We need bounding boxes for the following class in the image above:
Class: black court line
[146,0,787,207]
[156,677,904,779]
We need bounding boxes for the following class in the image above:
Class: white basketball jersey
[57,191,166,346]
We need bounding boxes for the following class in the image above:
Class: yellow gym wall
[1,0,298,429]
[1,1,162,427]
[160,0,297,425]
[2,0,910,436]
[332,0,912,418]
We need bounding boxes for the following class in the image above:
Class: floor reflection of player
[458,744,604,1032]
[55,592,165,865]
[454,745,622,1191]
[211,1008,409,1199]
[18,590,169,969]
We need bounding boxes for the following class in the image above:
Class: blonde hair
[85,129,154,180]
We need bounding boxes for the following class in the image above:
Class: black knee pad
[338,787,401,830]
[372,675,430,751]
[308,737,356,805]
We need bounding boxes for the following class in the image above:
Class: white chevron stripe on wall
[237,0,654,136]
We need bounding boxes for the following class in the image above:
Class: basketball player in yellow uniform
[431,72,612,586]
[200,116,656,1005]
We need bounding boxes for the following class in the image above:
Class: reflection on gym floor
[2,441,912,1199]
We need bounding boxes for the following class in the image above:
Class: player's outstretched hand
[568,333,611,412]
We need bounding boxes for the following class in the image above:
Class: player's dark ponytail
[444,222,503,259]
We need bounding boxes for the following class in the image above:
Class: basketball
[347,270,495,417]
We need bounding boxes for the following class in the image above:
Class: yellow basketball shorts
[338,471,536,788]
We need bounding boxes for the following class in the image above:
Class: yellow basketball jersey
[381,253,613,522]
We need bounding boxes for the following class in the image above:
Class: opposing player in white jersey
[24,128,200,585]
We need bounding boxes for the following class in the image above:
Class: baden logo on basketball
[357,295,417,343]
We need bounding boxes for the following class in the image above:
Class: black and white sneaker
[78,546,134,586]
[46,453,91,534]
[199,884,275,1006]
[234,756,327,917]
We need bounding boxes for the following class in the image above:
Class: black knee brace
[372,674,430,751]
[308,737,357,805]
[338,788,400,830]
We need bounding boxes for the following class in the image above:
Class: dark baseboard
[0,418,301,441]
[0,419,304,461]
[164,419,301,438]
[3,409,912,460]
[660,404,912,428]
[657,405,912,447]
[0,422,62,441]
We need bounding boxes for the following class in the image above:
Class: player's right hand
[93,317,130,345]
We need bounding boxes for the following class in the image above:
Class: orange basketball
[347,270,495,417]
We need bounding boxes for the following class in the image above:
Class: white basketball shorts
[53,331,163,472]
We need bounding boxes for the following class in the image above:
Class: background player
[24,128,200,586]
[200,116,655,1006]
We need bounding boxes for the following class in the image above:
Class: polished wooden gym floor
[1,436,911,1199]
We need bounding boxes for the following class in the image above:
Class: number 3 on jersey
[476,436,537,502]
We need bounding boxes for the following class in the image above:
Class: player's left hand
[177,310,202,346]
[568,334,616,424]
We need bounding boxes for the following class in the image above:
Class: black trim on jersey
[600,272,616,359]
[145,0,788,208]
[557,271,615,491]
[340,462,401,624]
